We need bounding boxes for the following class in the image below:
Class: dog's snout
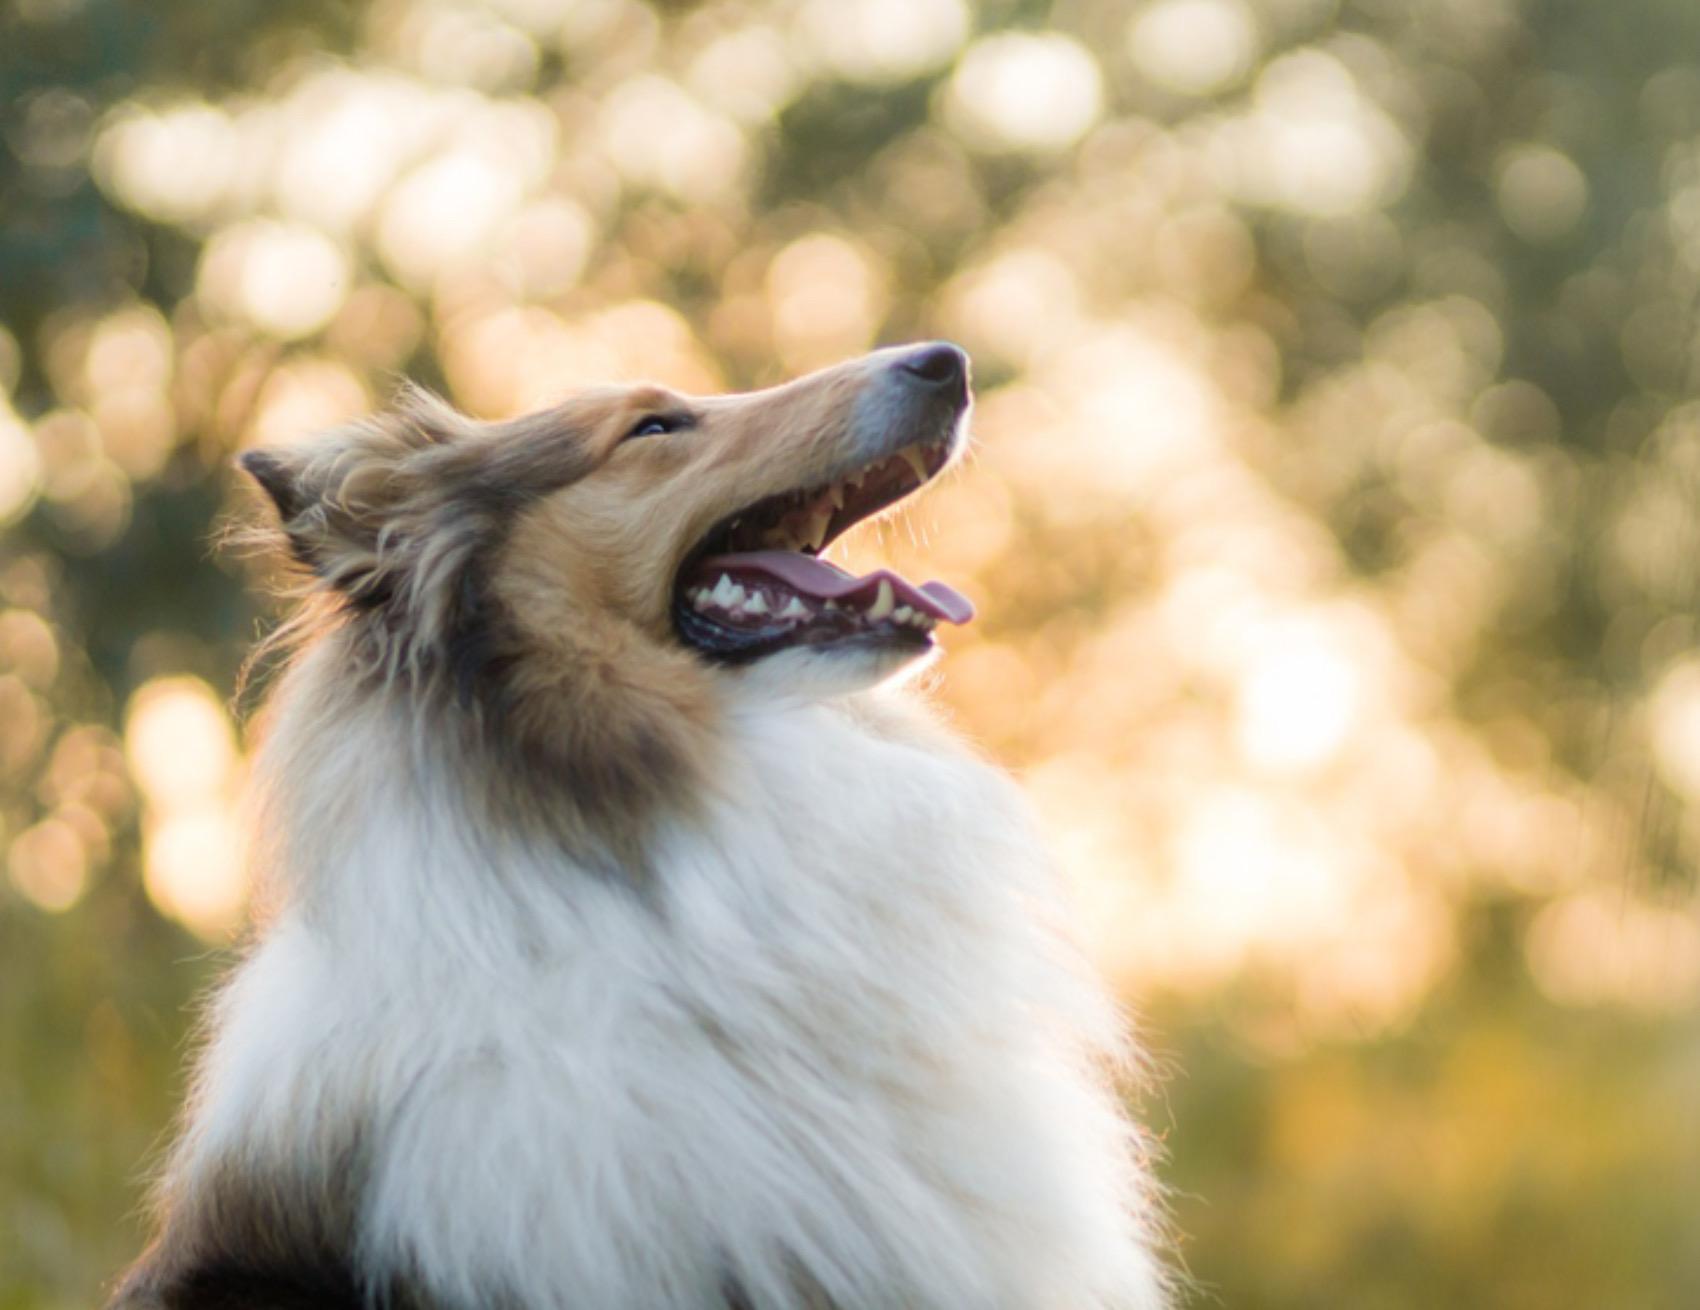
[894,342,970,397]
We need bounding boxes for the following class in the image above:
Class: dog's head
[242,344,974,703]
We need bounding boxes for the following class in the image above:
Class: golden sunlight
[0,395,42,526]
[1127,0,1259,99]
[91,101,239,226]
[1649,658,1700,804]
[766,235,889,374]
[794,0,968,85]
[124,676,249,937]
[124,676,238,811]
[142,807,249,940]
[1213,49,1412,216]
[7,815,88,912]
[598,76,747,205]
[198,219,352,340]
[1233,624,1365,775]
[1527,891,1700,1012]
[944,33,1104,154]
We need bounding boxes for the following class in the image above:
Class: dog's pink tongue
[697,550,974,625]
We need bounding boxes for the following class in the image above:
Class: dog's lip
[693,551,974,625]
[690,434,957,564]
[671,429,971,661]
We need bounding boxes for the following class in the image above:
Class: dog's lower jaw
[733,634,944,700]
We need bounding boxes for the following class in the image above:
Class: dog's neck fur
[254,612,722,894]
[137,647,1167,1310]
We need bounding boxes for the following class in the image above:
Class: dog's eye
[626,414,687,441]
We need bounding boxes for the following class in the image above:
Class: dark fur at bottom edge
[111,1153,827,1310]
[118,1260,816,1310]
[114,1255,393,1310]
[108,1135,406,1310]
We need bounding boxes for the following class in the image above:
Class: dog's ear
[237,437,397,594]
[238,389,600,644]
[238,448,308,524]
[237,391,475,609]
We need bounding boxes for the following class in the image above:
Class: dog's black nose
[896,342,970,393]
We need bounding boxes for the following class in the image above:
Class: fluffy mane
[115,350,1172,1310]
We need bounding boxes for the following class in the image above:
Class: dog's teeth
[893,606,914,624]
[823,600,839,612]
[899,447,930,485]
[711,574,738,606]
[743,592,768,615]
[828,484,846,510]
[867,579,895,622]
[804,508,833,551]
[692,588,713,610]
[779,596,810,620]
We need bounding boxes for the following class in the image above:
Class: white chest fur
[180,690,1166,1310]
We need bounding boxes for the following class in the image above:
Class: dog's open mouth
[672,436,973,663]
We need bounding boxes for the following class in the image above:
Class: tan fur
[238,356,919,878]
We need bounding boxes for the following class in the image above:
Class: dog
[111,343,1169,1310]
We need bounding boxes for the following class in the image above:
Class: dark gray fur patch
[440,612,700,884]
[720,1265,843,1310]
[109,1138,435,1310]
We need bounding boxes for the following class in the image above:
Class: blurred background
[3,0,1699,1304]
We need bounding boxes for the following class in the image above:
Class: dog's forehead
[563,381,686,416]
[481,384,680,457]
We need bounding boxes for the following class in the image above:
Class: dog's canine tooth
[711,574,738,607]
[867,580,895,622]
[828,485,846,510]
[899,447,930,485]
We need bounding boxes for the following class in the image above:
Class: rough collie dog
[112,343,1169,1310]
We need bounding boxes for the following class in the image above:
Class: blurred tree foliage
[3,0,1700,1306]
